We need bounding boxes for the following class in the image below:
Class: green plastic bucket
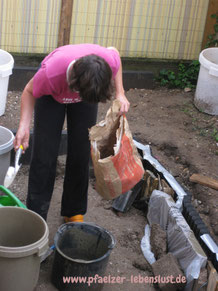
[0,185,26,208]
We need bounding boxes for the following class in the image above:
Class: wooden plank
[207,261,218,291]
[202,0,218,49]
[190,174,218,191]
[58,0,74,47]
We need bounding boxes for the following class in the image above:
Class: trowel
[4,145,23,188]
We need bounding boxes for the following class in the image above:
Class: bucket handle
[209,66,218,77]
[37,238,49,257]
[0,185,27,208]
[107,234,116,250]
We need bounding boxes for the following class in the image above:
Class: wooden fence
[0,0,217,60]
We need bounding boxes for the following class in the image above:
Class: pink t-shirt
[33,44,120,103]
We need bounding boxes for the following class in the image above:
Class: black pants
[26,95,98,220]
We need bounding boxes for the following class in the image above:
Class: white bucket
[0,207,49,291]
[0,126,14,185]
[194,48,218,115]
[0,49,14,116]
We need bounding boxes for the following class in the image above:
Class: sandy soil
[0,87,217,290]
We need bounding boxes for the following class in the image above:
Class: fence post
[202,0,218,49]
[58,0,74,47]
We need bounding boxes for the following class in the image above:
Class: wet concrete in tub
[58,228,109,261]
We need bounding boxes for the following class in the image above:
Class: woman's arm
[108,47,130,114]
[14,78,35,151]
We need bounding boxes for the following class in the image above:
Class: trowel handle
[15,145,23,169]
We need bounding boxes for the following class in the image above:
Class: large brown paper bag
[89,100,144,200]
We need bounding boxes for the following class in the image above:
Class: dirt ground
[0,87,217,290]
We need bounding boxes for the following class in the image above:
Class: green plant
[206,13,218,48]
[212,128,218,142]
[157,60,200,89]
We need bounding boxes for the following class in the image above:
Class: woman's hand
[108,47,130,114]
[14,125,30,152]
[115,92,130,114]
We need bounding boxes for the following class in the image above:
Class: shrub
[157,60,200,89]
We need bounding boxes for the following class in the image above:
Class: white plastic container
[194,48,218,115]
[0,49,14,116]
[0,126,14,185]
[0,207,49,291]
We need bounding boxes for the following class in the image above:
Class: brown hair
[68,54,114,103]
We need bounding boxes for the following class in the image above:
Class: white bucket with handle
[194,48,218,115]
[0,126,14,185]
[0,207,49,291]
[0,49,14,116]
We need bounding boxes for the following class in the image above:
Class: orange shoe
[64,214,84,223]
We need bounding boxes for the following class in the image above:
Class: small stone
[203,205,210,215]
[193,199,198,208]
[184,87,192,92]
